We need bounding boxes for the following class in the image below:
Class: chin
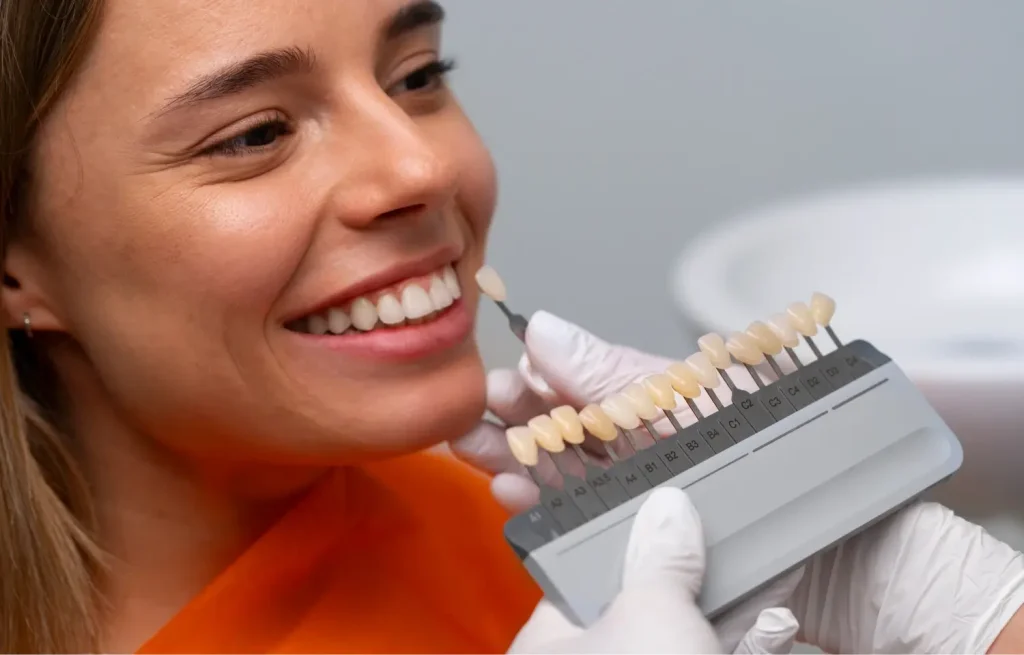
[347,347,487,458]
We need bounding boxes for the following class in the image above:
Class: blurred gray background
[441,0,1024,370]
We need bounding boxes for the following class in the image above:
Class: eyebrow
[157,46,317,115]
[155,1,445,116]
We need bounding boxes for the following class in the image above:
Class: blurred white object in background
[670,177,1024,545]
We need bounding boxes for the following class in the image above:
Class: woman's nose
[325,97,458,229]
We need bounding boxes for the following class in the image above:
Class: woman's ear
[2,243,65,333]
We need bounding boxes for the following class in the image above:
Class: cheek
[449,117,498,246]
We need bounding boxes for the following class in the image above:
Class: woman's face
[13,0,497,464]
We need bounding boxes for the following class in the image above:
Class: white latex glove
[454,310,1024,654]
[452,311,803,653]
[791,500,1024,653]
[510,486,797,655]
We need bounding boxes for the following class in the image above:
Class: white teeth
[441,265,461,299]
[301,264,462,335]
[327,308,351,334]
[350,297,378,331]
[401,285,433,319]
[376,293,405,325]
[428,275,453,310]
[308,314,329,335]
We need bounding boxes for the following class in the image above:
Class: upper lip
[287,245,461,321]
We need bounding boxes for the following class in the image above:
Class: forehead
[80,0,414,103]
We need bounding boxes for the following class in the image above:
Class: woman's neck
[60,362,331,651]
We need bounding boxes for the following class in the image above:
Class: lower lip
[292,299,474,361]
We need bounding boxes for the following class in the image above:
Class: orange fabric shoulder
[139,451,541,654]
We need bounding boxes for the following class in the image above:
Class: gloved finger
[522,311,678,405]
[518,354,560,404]
[622,486,705,596]
[713,567,805,652]
[449,418,527,476]
[487,368,551,426]
[732,608,799,655]
[508,599,582,653]
[491,471,540,514]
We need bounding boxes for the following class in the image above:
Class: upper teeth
[304,264,462,335]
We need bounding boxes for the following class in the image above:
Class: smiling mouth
[287,263,463,336]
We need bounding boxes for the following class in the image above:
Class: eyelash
[203,58,457,158]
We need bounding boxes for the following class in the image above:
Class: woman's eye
[392,58,455,94]
[205,119,292,157]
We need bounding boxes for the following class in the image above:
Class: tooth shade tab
[641,374,678,409]
[698,333,732,369]
[787,301,818,336]
[766,313,800,347]
[810,292,836,326]
[666,363,703,397]
[506,426,539,467]
[579,404,618,442]
[620,383,660,420]
[599,395,641,430]
[685,352,721,388]
[474,265,507,302]
[747,321,783,355]
[727,332,766,366]
[551,405,586,444]
[527,415,566,453]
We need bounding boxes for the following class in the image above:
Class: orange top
[138,451,542,653]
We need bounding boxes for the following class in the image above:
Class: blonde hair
[0,0,106,650]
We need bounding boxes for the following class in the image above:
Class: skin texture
[2,0,495,648]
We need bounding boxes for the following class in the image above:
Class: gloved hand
[453,311,1024,654]
[452,311,803,653]
[509,486,798,655]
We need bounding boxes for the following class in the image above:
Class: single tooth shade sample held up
[475,264,529,342]
[474,265,507,302]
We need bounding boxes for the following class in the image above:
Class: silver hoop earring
[22,313,32,338]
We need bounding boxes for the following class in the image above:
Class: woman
[2,0,797,652]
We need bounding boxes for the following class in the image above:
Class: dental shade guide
[501,292,963,627]
[476,265,530,342]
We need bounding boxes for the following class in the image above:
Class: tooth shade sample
[441,265,462,299]
[685,352,720,388]
[766,313,800,347]
[308,314,329,335]
[727,332,766,366]
[620,383,660,420]
[400,285,433,319]
[376,293,405,325]
[350,297,378,331]
[527,415,566,453]
[697,333,731,369]
[787,301,818,336]
[474,265,507,302]
[599,395,642,430]
[327,308,351,334]
[579,404,619,441]
[551,405,586,444]
[747,321,783,355]
[641,374,678,409]
[666,363,703,397]
[810,292,836,326]
[506,426,539,467]
[428,275,454,310]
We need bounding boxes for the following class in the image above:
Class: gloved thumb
[621,487,705,597]
[519,311,677,404]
